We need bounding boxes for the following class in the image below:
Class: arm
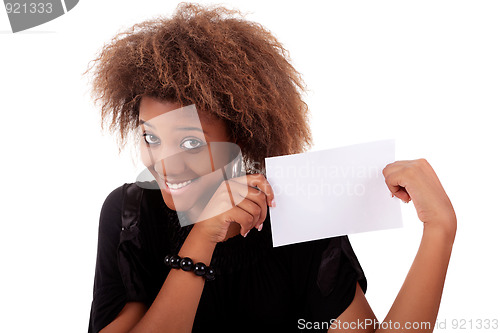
[127,225,217,333]
[98,225,215,333]
[100,174,274,332]
[378,223,454,332]
[100,303,147,332]
[330,159,456,333]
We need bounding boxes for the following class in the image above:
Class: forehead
[139,97,199,123]
[138,96,229,138]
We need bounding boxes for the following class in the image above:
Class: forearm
[376,224,456,333]
[129,225,216,333]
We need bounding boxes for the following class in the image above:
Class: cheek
[139,145,153,167]
[209,142,239,170]
[194,169,225,199]
[187,158,213,176]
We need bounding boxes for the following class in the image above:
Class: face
[138,96,234,220]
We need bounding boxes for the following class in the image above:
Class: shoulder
[100,181,157,212]
[289,236,368,321]
[98,182,157,233]
[101,184,127,211]
[282,235,367,294]
[98,183,129,236]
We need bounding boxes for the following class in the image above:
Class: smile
[165,177,199,190]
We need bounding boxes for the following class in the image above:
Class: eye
[181,138,205,150]
[143,133,160,145]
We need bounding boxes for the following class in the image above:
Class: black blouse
[88,182,367,332]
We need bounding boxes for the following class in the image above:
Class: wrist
[178,224,217,264]
[423,218,457,245]
[189,222,220,245]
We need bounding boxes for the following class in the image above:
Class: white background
[1,0,499,332]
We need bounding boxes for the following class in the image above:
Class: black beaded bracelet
[164,254,216,281]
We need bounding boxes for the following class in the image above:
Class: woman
[87,3,456,332]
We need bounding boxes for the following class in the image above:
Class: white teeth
[166,179,192,190]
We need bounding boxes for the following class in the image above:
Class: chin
[157,172,225,220]
[160,190,192,212]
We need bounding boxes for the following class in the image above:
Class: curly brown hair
[86,2,312,173]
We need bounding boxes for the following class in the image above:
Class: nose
[153,152,187,179]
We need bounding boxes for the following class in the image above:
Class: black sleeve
[88,185,128,333]
[296,236,367,332]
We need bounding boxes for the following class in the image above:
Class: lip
[164,178,195,184]
[161,176,200,194]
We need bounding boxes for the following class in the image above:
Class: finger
[237,186,268,229]
[227,177,268,230]
[231,173,275,207]
[234,197,262,230]
[383,167,412,203]
[382,161,407,179]
[228,204,256,237]
[391,185,412,203]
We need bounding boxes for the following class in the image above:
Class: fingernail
[258,224,263,231]
[271,199,276,207]
[243,230,250,238]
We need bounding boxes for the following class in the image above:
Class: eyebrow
[139,120,206,133]
[139,119,155,129]
[175,126,205,133]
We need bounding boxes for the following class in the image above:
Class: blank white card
[265,140,403,247]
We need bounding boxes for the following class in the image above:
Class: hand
[383,159,456,235]
[191,173,275,244]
